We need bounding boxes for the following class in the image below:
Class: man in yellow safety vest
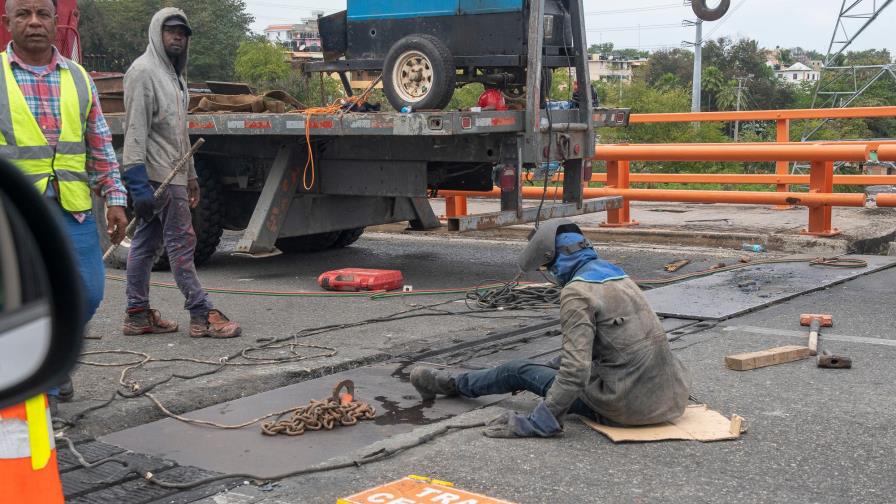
[0,0,128,501]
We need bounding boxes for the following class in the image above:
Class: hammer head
[800,314,833,327]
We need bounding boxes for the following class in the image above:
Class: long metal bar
[628,106,896,123]
[103,138,205,261]
[520,173,896,185]
[446,196,623,232]
[443,187,869,207]
[592,144,872,162]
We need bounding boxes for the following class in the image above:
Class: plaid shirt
[5,43,127,212]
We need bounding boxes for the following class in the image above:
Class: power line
[585,3,682,15]
[588,23,684,33]
[704,0,750,40]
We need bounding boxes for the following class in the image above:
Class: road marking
[723,325,896,347]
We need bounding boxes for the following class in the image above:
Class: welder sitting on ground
[410,218,692,438]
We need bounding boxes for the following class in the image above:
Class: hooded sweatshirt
[543,233,692,426]
[121,8,196,184]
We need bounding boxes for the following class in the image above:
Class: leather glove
[122,164,155,221]
[483,402,562,438]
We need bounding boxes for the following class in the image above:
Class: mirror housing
[0,157,85,409]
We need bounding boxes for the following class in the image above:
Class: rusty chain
[261,380,375,436]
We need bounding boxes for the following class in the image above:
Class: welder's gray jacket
[121,7,196,185]
[544,278,692,426]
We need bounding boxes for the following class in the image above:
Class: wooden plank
[725,345,811,371]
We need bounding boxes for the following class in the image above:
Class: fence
[439,107,896,237]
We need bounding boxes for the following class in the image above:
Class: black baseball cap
[163,15,193,36]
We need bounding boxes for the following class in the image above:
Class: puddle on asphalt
[372,395,452,426]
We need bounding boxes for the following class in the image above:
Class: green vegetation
[80,0,254,81]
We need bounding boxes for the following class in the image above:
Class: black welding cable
[142,422,487,490]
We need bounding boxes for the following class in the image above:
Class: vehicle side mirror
[0,157,84,409]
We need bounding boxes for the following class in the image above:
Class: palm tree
[701,66,726,111]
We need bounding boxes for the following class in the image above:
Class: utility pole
[733,76,750,141]
[682,19,703,112]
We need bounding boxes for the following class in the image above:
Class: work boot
[123,308,179,335]
[57,379,74,402]
[190,309,242,339]
[410,367,457,401]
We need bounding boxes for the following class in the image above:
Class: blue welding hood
[550,232,629,286]
[347,0,524,20]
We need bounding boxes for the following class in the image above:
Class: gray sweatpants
[126,184,212,317]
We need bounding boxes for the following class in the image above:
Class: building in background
[264,11,324,52]
[775,62,820,84]
[586,54,648,83]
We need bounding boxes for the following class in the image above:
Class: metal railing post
[802,160,840,237]
[601,160,638,227]
[445,196,468,218]
[775,119,792,209]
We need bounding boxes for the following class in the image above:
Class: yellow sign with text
[338,476,516,504]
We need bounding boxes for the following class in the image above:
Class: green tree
[234,39,291,87]
[589,42,614,55]
[79,0,253,80]
[644,49,694,87]
[701,66,727,111]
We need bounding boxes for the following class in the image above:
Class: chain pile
[260,398,375,436]
[260,380,375,436]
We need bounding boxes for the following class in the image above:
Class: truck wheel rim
[393,50,433,103]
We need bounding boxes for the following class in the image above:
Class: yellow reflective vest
[0,51,93,212]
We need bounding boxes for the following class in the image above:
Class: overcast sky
[244,0,895,55]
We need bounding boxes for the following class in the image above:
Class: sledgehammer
[800,313,852,369]
[103,138,205,262]
[799,313,832,356]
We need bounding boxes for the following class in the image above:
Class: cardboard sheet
[582,405,743,443]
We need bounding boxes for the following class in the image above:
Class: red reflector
[461,116,473,129]
[318,268,404,292]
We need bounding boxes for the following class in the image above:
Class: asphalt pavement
[59,231,740,437]
[56,230,896,503]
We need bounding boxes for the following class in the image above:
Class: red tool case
[318,268,404,292]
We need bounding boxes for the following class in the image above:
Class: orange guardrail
[438,107,896,238]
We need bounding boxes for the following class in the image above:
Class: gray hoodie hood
[146,7,190,78]
[121,7,196,184]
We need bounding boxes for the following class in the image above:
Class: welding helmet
[518,218,591,272]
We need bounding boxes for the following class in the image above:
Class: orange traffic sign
[338,476,516,504]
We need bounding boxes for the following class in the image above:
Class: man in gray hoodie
[120,8,241,338]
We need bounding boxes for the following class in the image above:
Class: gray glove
[483,402,562,438]
[544,354,562,369]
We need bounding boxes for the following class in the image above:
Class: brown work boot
[123,309,179,335]
[190,309,242,338]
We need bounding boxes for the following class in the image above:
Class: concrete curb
[369,222,854,256]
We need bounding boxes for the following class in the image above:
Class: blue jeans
[49,208,105,396]
[126,184,212,317]
[455,359,598,421]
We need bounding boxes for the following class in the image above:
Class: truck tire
[691,0,729,21]
[275,232,340,253]
[332,227,364,248]
[383,34,455,111]
[154,158,224,270]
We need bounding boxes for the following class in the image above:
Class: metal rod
[102,138,205,261]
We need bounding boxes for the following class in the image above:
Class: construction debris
[664,259,691,272]
[582,404,744,443]
[725,345,811,371]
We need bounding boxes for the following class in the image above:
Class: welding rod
[103,138,205,261]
